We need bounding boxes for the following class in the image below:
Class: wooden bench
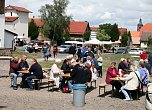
[99,83,108,96]
[90,80,97,87]
[32,79,42,90]
[48,79,55,92]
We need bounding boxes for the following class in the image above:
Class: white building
[90,31,97,40]
[5,5,31,39]
[0,13,5,47]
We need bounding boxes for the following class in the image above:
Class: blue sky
[6,0,152,31]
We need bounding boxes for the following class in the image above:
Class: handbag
[49,54,51,57]
[62,82,71,93]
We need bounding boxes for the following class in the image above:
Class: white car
[128,48,143,55]
[58,45,70,53]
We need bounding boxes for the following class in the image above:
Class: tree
[147,36,152,46]
[83,30,91,41]
[97,29,111,41]
[39,0,72,45]
[99,23,120,42]
[119,31,132,47]
[28,19,39,40]
[110,23,120,42]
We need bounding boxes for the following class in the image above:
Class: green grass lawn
[12,51,42,59]
[12,50,140,71]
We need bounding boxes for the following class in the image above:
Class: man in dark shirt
[26,58,43,89]
[19,55,29,88]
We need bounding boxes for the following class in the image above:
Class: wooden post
[0,0,5,14]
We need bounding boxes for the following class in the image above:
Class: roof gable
[69,21,89,35]
[90,27,98,31]
[130,31,140,45]
[140,23,152,37]
[118,28,127,36]
[28,18,43,27]
[5,5,32,13]
[140,31,152,42]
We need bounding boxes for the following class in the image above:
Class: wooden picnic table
[42,68,51,71]
[17,70,30,74]
[60,73,70,78]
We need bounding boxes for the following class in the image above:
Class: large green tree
[39,0,72,45]
[28,19,39,40]
[120,31,132,47]
[99,23,120,42]
[97,29,111,41]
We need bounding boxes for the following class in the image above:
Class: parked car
[58,45,70,53]
[116,47,127,54]
[128,48,143,55]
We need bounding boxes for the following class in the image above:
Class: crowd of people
[9,44,152,102]
[105,53,151,100]
[49,46,103,93]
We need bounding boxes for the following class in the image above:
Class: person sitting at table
[26,58,43,90]
[69,59,91,93]
[118,58,128,74]
[50,59,63,91]
[119,61,140,101]
[19,55,29,88]
[61,56,72,91]
[126,58,132,70]
[9,56,22,90]
[105,62,122,92]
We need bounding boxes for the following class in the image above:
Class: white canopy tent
[84,39,102,45]
[84,38,114,45]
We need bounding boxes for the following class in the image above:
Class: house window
[11,12,12,16]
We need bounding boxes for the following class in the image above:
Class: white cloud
[6,0,152,31]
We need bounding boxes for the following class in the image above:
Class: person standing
[69,44,76,57]
[53,44,58,58]
[97,54,103,78]
[140,51,147,61]
[9,56,22,90]
[26,58,43,90]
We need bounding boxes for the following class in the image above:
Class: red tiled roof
[90,27,98,31]
[118,28,127,36]
[139,23,152,37]
[5,5,32,13]
[130,31,140,44]
[68,21,89,35]
[28,18,43,27]
[5,17,19,22]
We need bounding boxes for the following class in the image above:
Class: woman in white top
[90,62,97,81]
[50,59,63,90]
[120,61,140,101]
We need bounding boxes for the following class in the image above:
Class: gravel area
[0,60,147,110]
